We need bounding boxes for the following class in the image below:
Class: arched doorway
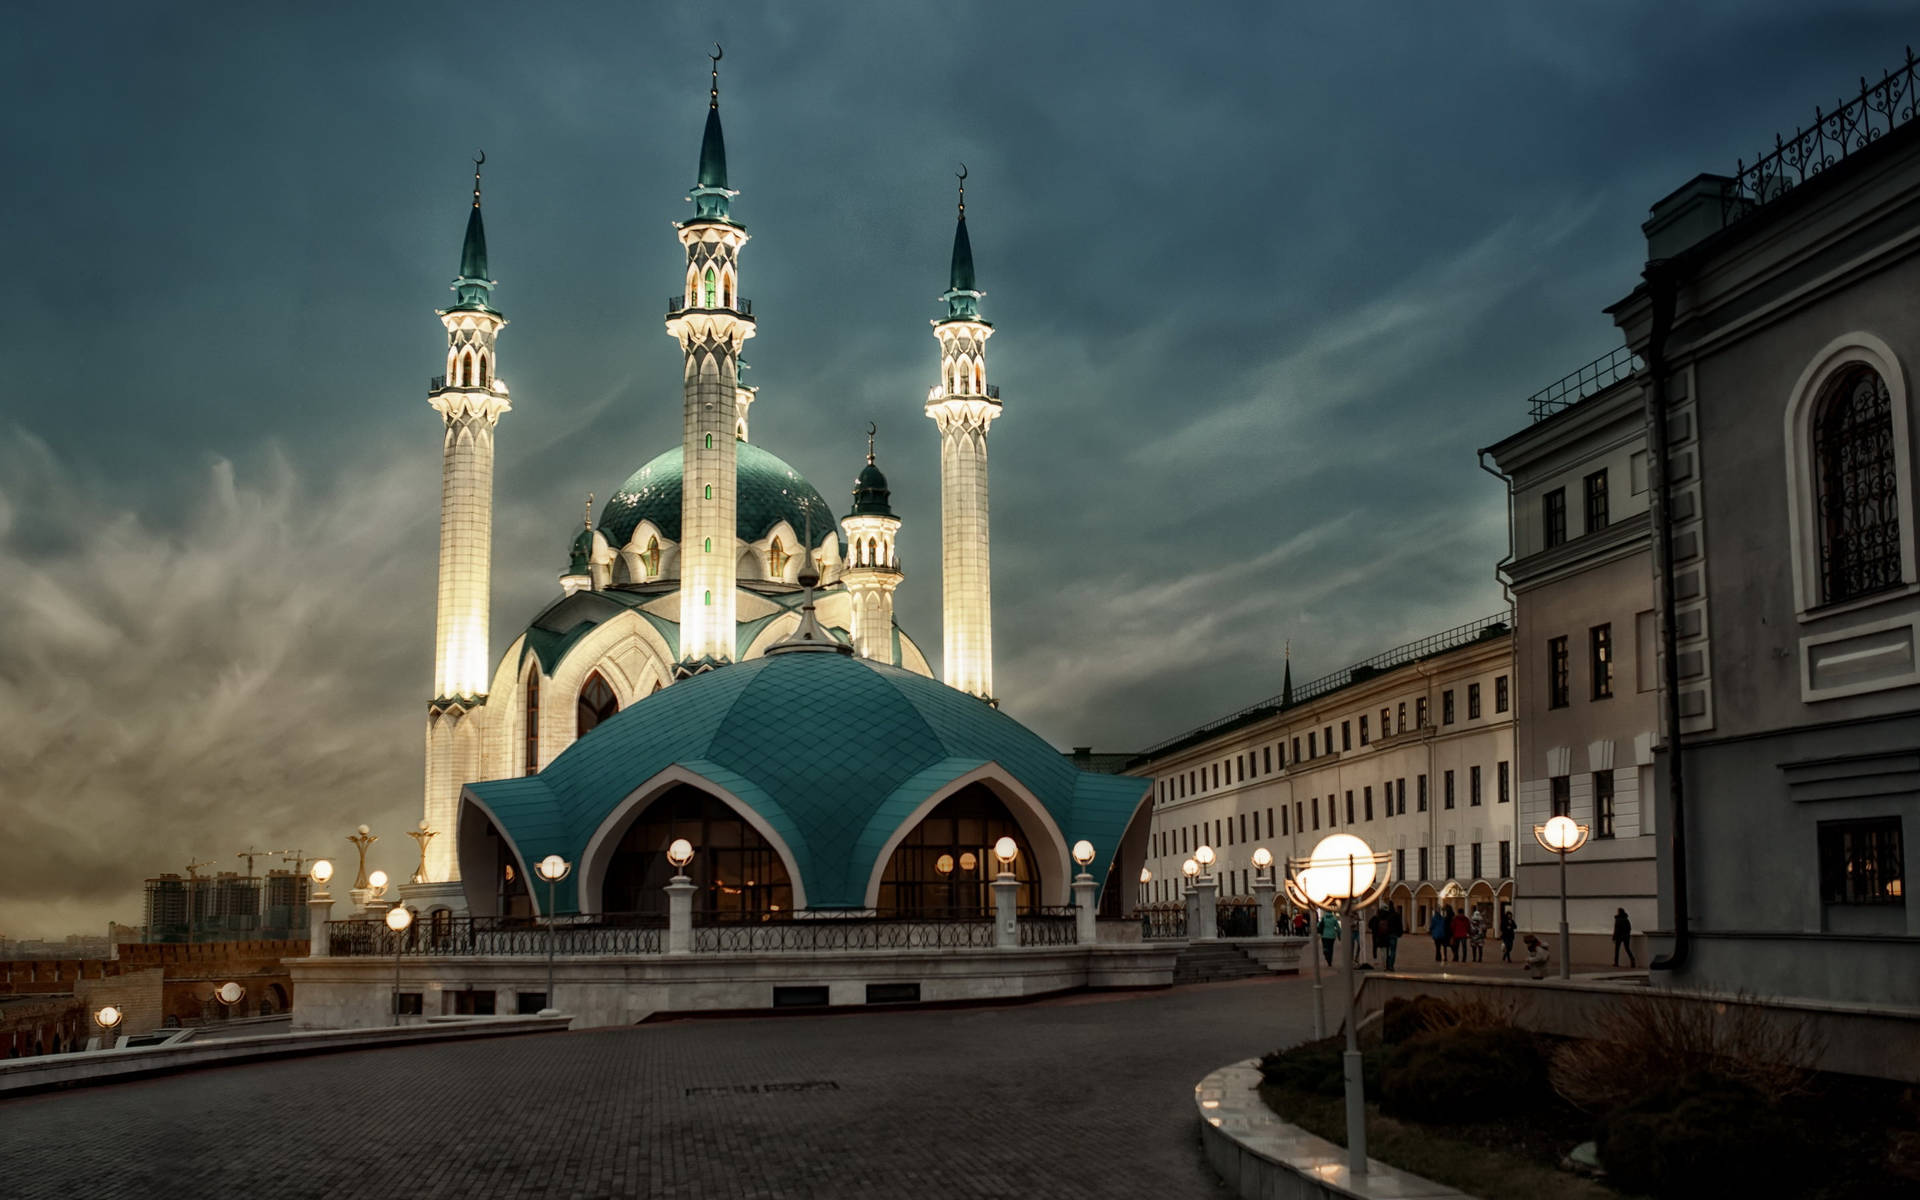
[600,785,793,918]
[1413,884,1439,929]
[877,784,1039,914]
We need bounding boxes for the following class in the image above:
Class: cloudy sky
[1,2,1908,934]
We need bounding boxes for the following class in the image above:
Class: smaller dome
[848,459,894,518]
[568,525,594,575]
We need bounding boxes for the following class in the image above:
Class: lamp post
[93,1004,122,1052]
[1138,866,1151,913]
[534,854,572,1013]
[665,838,696,956]
[1192,845,1218,939]
[1280,869,1326,1041]
[385,903,413,1025]
[407,820,437,885]
[307,859,336,957]
[213,980,246,1021]
[1287,833,1393,1179]
[366,869,391,921]
[1251,847,1276,936]
[1533,815,1591,980]
[992,836,1020,948]
[1070,840,1098,943]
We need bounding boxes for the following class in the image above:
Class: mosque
[401,52,1151,930]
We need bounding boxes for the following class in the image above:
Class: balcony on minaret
[668,295,753,318]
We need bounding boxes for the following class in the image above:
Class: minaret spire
[843,422,904,662]
[453,151,493,311]
[926,167,999,700]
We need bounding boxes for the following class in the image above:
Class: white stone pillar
[307,893,336,957]
[1253,873,1277,938]
[1192,874,1219,940]
[1072,874,1098,944]
[666,875,695,955]
[992,873,1020,949]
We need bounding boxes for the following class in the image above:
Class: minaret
[422,153,510,885]
[665,45,755,671]
[925,167,1000,700]
[841,424,904,661]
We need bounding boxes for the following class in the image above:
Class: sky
[1,1,1909,935]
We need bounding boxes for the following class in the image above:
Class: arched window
[576,672,619,739]
[478,351,489,386]
[523,675,540,776]
[704,589,712,606]
[704,536,712,553]
[705,433,713,450]
[722,268,734,309]
[642,535,660,578]
[1814,365,1903,605]
[868,538,879,566]
[705,483,713,500]
[703,268,717,308]
[877,786,1039,914]
[974,362,984,393]
[599,786,793,915]
[768,537,789,577]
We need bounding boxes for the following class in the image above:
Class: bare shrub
[1550,989,1825,1114]
[1447,991,1528,1031]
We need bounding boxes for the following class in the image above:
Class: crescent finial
[475,149,486,167]
[956,162,967,182]
[711,42,723,63]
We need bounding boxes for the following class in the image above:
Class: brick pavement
[0,974,1321,1200]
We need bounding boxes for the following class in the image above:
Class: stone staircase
[1171,941,1266,985]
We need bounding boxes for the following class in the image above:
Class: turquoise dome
[598,442,838,549]
[464,653,1148,913]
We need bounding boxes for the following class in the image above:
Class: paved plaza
[0,974,1323,1200]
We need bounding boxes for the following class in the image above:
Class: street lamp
[93,1004,122,1051]
[667,838,695,871]
[993,836,1018,871]
[385,903,413,1026]
[1138,866,1152,910]
[1194,844,1216,874]
[311,859,334,887]
[1071,840,1095,908]
[534,854,572,1014]
[213,980,246,1020]
[1287,833,1392,1179]
[1279,857,1326,1041]
[1181,857,1199,886]
[1533,814,1591,980]
[1252,847,1275,937]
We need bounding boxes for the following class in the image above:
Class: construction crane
[236,847,273,878]
[183,860,215,947]
[184,859,215,880]
[276,849,308,878]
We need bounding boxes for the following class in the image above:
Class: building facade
[1130,617,1516,934]
[1483,366,1661,961]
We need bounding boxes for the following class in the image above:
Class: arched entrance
[1467,880,1496,923]
[600,785,794,917]
[1413,884,1439,929]
[876,784,1040,914]
[458,800,533,918]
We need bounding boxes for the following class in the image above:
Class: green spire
[568,495,594,575]
[449,152,497,313]
[939,165,983,322]
[848,423,895,518]
[688,44,738,224]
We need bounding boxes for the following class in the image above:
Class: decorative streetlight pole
[307,859,336,957]
[1287,833,1393,1179]
[407,821,437,885]
[385,903,413,1025]
[1193,845,1218,940]
[992,836,1021,949]
[213,980,246,1021]
[1281,869,1326,1040]
[1137,866,1152,913]
[534,854,573,1013]
[1533,815,1591,980]
[1251,847,1276,936]
[93,1005,122,1052]
[1070,840,1098,944]
[665,838,696,956]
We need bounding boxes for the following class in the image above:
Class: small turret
[842,424,904,661]
[560,495,594,597]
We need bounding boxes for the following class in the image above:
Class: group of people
[1283,903,1637,980]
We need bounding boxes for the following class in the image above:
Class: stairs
[1171,941,1266,985]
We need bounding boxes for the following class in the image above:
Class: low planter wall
[1196,1058,1469,1200]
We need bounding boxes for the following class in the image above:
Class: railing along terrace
[690,909,996,953]
[325,915,662,958]
[1139,907,1188,941]
[1731,46,1919,220]
[1525,347,1642,423]
[1017,906,1079,947]
[1135,611,1513,760]
[666,296,754,317]
[1216,901,1266,939]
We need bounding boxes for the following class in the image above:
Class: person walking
[1382,903,1403,971]
[1368,909,1389,961]
[1428,907,1449,962]
[1522,934,1552,979]
[1469,910,1487,962]
[1500,909,1518,962]
[1318,909,1341,966]
[1613,907,1636,967]
[1449,908,1470,961]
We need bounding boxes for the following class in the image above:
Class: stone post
[1072,874,1098,945]
[1192,873,1219,940]
[666,874,695,955]
[349,886,372,916]
[992,873,1020,949]
[1253,872,1277,937]
[307,892,336,957]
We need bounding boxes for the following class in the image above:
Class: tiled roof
[598,442,839,548]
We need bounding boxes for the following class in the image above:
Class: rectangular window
[1443,690,1455,725]
[1311,801,1319,831]
[1416,697,1429,727]
[1595,772,1615,838]
[1264,746,1272,773]
[1342,721,1352,751]
[1308,732,1317,759]
[1470,765,1482,806]
[1498,760,1510,803]
[1550,775,1571,818]
[1417,774,1429,812]
[1591,623,1614,700]
[1417,847,1429,881]
[1495,675,1509,713]
[1467,683,1481,719]
[1499,840,1511,877]
[1289,803,1297,835]
[1544,486,1567,549]
[1324,726,1334,754]
[1444,769,1455,809]
[1397,778,1407,815]
[1359,715,1370,745]
[1293,736,1301,763]
[1445,844,1457,880]
[1549,637,1571,708]
[1215,819,1222,847]
[1397,702,1407,732]
[1396,848,1407,882]
[1471,842,1483,879]
[1363,786,1373,821]
[1584,468,1609,533]
[1212,764,1220,788]
[1345,791,1354,824]
[1381,707,1391,736]
[1818,818,1904,906]
[1240,812,1248,843]
[1328,794,1337,827]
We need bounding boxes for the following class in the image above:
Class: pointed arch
[703,267,717,308]
[478,351,490,387]
[642,535,661,579]
[576,671,620,739]
[859,763,1074,908]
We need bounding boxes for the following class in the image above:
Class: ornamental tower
[423,155,510,884]
[665,46,756,671]
[841,425,904,661]
[925,170,1000,700]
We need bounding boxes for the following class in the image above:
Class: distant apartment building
[1129,616,1515,931]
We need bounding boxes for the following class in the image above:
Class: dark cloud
[2,1,1910,931]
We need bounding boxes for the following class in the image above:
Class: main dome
[598,442,839,548]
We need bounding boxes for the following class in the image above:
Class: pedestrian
[1368,909,1389,961]
[1449,908,1470,961]
[1318,909,1341,966]
[1428,906,1449,962]
[1469,910,1486,962]
[1613,907,1636,967]
[1500,909,1517,962]
[1383,903,1403,971]
[1292,910,1308,937]
[1522,934,1551,980]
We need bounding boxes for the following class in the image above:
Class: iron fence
[325,915,663,958]
[1140,908,1188,941]
[1732,46,1920,219]
[690,913,995,953]
[1017,907,1079,947]
[1216,901,1265,939]
[667,296,755,317]
[1525,347,1642,423]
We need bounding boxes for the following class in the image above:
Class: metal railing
[1139,907,1188,941]
[325,915,662,958]
[1135,611,1513,761]
[1216,901,1265,939]
[691,912,994,953]
[429,375,445,392]
[985,383,1001,399]
[1525,347,1642,422]
[1731,46,1919,219]
[1017,907,1079,947]
[667,296,754,317]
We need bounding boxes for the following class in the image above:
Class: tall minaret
[841,425,905,661]
[925,168,1000,700]
[666,45,755,671]
[422,154,510,884]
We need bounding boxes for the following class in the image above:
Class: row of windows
[1547,772,1618,838]
[1155,677,1510,805]
[1542,467,1611,551]
[1147,839,1515,902]
[1547,623,1615,709]
[523,671,625,775]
